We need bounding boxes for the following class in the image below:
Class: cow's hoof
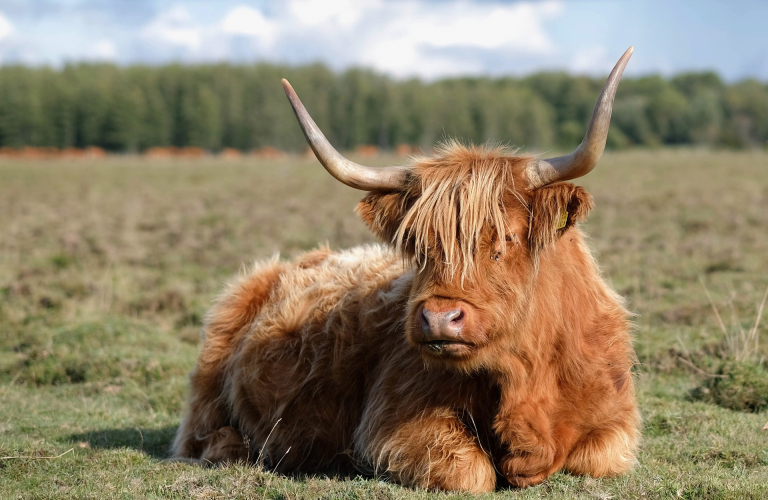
[505,471,549,488]
[499,453,554,488]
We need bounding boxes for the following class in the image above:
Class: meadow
[1,149,767,499]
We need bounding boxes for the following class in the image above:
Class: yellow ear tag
[556,210,569,230]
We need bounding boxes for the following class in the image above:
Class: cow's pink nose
[421,307,465,340]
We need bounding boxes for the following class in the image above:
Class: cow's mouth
[420,340,472,357]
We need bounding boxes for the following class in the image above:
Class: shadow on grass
[66,427,385,485]
[69,426,178,459]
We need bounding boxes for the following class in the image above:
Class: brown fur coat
[172,145,639,492]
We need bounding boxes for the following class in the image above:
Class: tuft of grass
[701,280,768,365]
[692,360,768,413]
[688,283,768,412]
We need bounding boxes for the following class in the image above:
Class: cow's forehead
[408,142,532,188]
[394,143,533,281]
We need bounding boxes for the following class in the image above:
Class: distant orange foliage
[177,147,207,158]
[143,146,208,159]
[356,145,378,157]
[83,146,107,158]
[395,144,419,156]
[251,147,287,160]
[219,148,242,160]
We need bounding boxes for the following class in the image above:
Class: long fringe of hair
[394,141,530,283]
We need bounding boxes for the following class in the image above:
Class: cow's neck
[494,228,624,386]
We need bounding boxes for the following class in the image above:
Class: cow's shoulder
[283,243,405,289]
[224,244,405,326]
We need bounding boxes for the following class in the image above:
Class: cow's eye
[491,233,517,261]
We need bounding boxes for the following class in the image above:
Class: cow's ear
[356,191,411,245]
[529,183,594,252]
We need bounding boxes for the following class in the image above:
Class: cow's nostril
[444,308,463,324]
[421,308,430,331]
[451,310,465,324]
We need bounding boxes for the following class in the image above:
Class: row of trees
[0,63,766,152]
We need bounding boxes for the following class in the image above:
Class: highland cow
[172,47,640,492]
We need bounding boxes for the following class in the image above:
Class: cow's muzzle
[419,306,471,356]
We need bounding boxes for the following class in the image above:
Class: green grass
[1,150,768,499]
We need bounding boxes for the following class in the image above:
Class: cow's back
[206,244,409,471]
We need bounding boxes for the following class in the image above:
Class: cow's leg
[170,364,233,461]
[198,426,249,464]
[564,422,639,478]
[170,425,249,465]
[356,407,496,493]
[495,403,580,488]
[171,260,283,461]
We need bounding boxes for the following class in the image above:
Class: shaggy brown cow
[172,47,640,492]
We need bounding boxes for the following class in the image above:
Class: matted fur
[172,144,640,492]
[395,141,525,282]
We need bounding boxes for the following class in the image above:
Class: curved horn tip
[620,46,634,63]
[609,47,634,75]
[527,46,634,189]
[615,46,634,70]
[281,78,294,96]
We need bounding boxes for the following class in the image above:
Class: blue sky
[0,0,765,80]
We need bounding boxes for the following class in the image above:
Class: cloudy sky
[0,0,765,80]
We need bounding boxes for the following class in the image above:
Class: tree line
[0,63,765,153]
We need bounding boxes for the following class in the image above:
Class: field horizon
[1,149,767,499]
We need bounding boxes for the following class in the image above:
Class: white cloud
[140,5,201,52]
[126,0,565,77]
[354,0,563,78]
[220,5,278,46]
[255,0,565,79]
[89,39,118,61]
[412,2,558,51]
[0,10,21,64]
[0,11,14,41]
[287,0,375,29]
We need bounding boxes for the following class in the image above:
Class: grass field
[1,149,768,499]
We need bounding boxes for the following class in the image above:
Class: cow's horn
[526,46,634,189]
[282,79,410,191]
